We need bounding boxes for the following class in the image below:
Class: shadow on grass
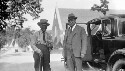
[0,53,23,59]
[0,62,34,71]
[0,52,33,58]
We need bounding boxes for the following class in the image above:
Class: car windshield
[90,19,111,36]
[100,19,111,37]
[89,18,112,36]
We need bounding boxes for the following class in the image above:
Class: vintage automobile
[86,14,125,71]
[62,14,125,71]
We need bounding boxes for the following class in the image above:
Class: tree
[5,26,16,47]
[0,30,7,49]
[91,0,109,15]
[0,0,43,31]
[17,28,32,49]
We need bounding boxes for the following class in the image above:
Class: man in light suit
[63,13,87,71]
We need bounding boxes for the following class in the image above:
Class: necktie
[70,27,72,33]
[43,32,46,42]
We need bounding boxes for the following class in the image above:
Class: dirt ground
[0,48,98,71]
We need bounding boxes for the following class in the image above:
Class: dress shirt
[30,30,51,51]
[65,27,73,49]
[72,24,76,31]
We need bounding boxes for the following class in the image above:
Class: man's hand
[39,52,43,57]
[36,49,43,56]
[81,54,85,58]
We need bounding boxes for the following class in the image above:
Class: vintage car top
[87,14,125,24]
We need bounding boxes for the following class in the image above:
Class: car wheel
[112,59,125,71]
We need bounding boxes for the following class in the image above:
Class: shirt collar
[72,24,76,31]
[39,30,46,34]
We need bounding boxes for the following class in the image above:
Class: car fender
[108,48,125,66]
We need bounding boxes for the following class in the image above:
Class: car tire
[112,59,125,71]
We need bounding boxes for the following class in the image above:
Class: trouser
[66,50,82,71]
[33,44,51,71]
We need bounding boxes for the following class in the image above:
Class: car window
[102,20,111,36]
[119,18,125,35]
[105,24,111,34]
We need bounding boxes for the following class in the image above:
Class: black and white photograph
[0,0,125,71]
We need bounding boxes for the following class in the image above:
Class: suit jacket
[64,25,87,57]
[63,28,70,58]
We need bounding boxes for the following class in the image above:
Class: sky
[23,0,125,31]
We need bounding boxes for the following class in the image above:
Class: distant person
[63,13,87,71]
[31,19,51,71]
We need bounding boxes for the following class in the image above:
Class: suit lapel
[71,25,78,37]
[67,27,71,36]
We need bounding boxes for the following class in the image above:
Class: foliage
[0,0,43,48]
[18,35,31,48]
[53,37,63,49]
[0,0,43,31]
[4,26,33,48]
[53,37,57,47]
[17,28,33,48]
[5,26,15,46]
[91,0,109,15]
[0,30,7,49]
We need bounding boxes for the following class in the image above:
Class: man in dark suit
[31,19,51,71]
[63,13,87,71]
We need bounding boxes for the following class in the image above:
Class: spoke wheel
[112,59,125,71]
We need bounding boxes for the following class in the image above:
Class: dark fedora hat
[68,13,77,20]
[37,19,50,26]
